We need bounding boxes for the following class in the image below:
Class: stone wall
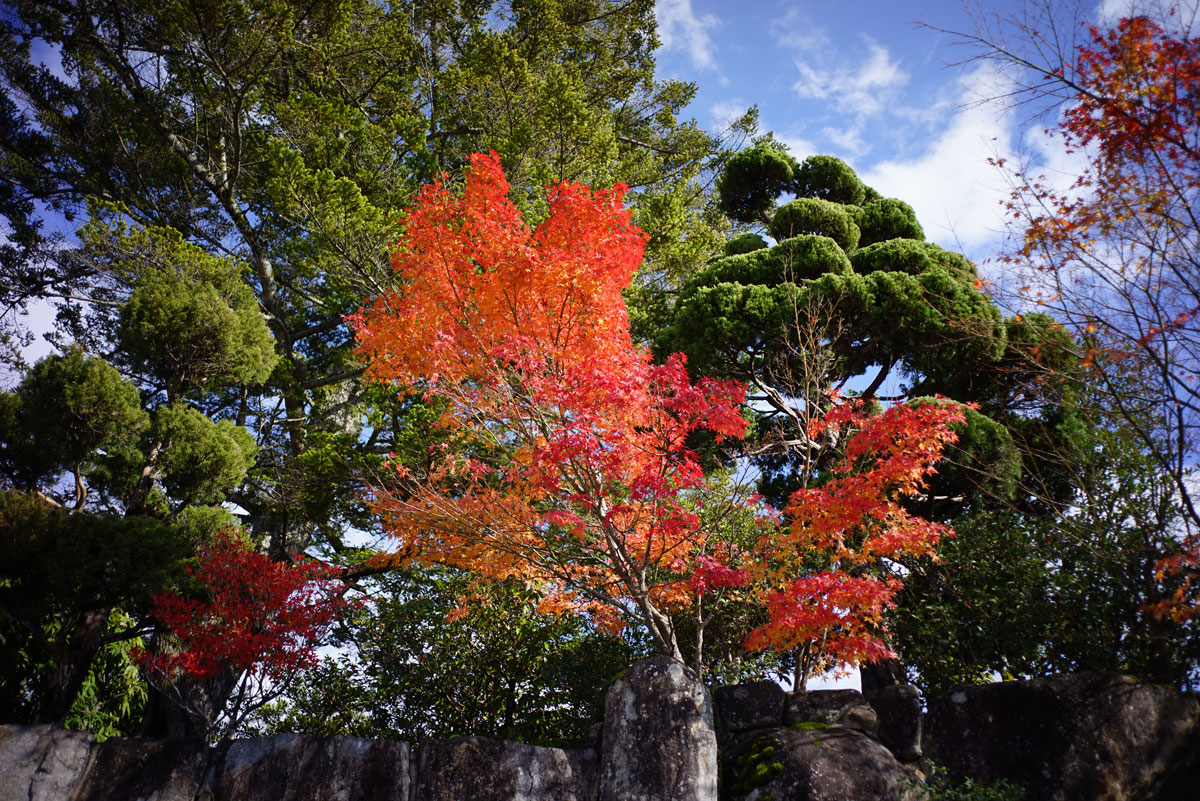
[3,659,1197,801]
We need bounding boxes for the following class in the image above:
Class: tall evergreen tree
[658,144,1083,516]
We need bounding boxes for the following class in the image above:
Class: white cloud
[710,99,750,131]
[775,133,817,162]
[770,5,830,51]
[820,125,868,160]
[860,65,1017,258]
[782,37,911,159]
[655,0,721,71]
[792,40,908,118]
[1098,0,1199,29]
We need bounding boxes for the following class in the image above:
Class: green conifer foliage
[660,149,1075,515]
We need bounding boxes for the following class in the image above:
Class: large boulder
[414,736,596,801]
[71,736,209,801]
[725,727,921,801]
[785,688,878,737]
[923,672,1200,801]
[714,681,786,732]
[599,655,718,801]
[65,731,412,801]
[1145,727,1200,801]
[865,684,923,761]
[0,724,95,801]
[212,734,412,801]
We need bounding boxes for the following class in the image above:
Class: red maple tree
[353,152,965,670]
[137,529,349,681]
[744,398,966,665]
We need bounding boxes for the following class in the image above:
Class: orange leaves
[745,570,901,663]
[354,154,966,669]
[1145,531,1200,624]
[798,399,966,555]
[1069,17,1200,171]
[1009,15,1200,284]
[353,154,749,654]
[353,152,644,402]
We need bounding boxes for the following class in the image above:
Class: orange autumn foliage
[745,399,967,664]
[353,152,965,668]
[998,14,1200,622]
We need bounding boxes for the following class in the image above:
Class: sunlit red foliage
[1066,17,1199,178]
[745,398,967,662]
[136,529,349,681]
[353,152,964,667]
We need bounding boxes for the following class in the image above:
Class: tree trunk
[36,607,110,724]
[138,641,238,738]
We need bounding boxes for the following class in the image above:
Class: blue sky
[7,0,1164,369]
[649,0,1178,690]
[649,0,1151,267]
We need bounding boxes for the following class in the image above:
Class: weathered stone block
[837,702,879,737]
[71,736,209,801]
[414,736,596,801]
[212,734,412,801]
[865,684,923,761]
[599,655,718,801]
[726,727,921,801]
[783,688,863,726]
[923,672,1200,801]
[714,681,785,732]
[0,724,94,801]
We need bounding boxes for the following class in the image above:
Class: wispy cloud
[709,99,749,130]
[793,39,908,118]
[655,0,721,71]
[776,133,818,161]
[770,5,831,51]
[1097,0,1199,30]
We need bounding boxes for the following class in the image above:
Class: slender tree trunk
[126,441,163,515]
[140,664,239,738]
[793,644,808,692]
[36,607,110,724]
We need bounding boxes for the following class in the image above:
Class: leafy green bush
[915,764,1025,801]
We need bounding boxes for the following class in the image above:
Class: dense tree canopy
[256,565,639,746]
[0,0,738,554]
[3,0,1198,744]
[659,139,1199,691]
[354,152,967,676]
[659,147,1080,516]
[0,0,748,736]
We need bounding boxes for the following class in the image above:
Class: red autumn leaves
[352,152,967,666]
[136,530,349,682]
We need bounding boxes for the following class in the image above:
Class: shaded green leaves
[5,347,146,484]
[717,144,797,223]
